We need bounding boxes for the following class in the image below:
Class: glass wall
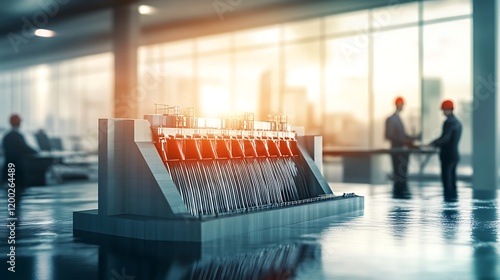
[138,0,472,175]
[325,36,369,148]
[373,27,420,148]
[0,0,472,175]
[140,3,469,137]
[0,53,113,152]
[198,54,231,117]
[284,42,320,130]
[422,18,472,174]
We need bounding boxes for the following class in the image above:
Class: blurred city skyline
[0,0,471,158]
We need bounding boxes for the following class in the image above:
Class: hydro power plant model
[73,105,363,242]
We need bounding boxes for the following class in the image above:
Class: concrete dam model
[73,106,363,242]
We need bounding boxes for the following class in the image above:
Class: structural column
[113,3,139,118]
[472,0,498,198]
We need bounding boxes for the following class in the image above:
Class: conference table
[323,147,439,184]
[25,154,54,186]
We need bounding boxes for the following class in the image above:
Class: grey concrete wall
[97,118,188,218]
[297,135,334,196]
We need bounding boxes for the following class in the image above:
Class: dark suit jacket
[385,113,412,148]
[2,129,37,183]
[431,114,462,162]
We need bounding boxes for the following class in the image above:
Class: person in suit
[385,96,420,197]
[429,100,462,200]
[2,114,37,187]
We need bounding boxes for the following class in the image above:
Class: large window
[285,42,320,131]
[325,36,369,148]
[373,27,420,148]
[0,1,472,179]
[137,0,471,152]
[235,47,280,117]
[198,54,231,117]
[423,18,472,173]
[0,53,113,152]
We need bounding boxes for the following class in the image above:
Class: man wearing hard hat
[385,96,420,192]
[428,100,462,199]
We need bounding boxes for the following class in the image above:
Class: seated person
[2,114,37,187]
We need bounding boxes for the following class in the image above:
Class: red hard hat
[9,114,21,127]
[441,100,454,110]
[394,96,405,106]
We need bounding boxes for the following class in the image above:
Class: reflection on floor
[0,178,498,279]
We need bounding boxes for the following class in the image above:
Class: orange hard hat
[441,100,454,110]
[9,114,21,127]
[394,96,405,106]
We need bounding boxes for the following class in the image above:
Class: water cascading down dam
[73,105,364,242]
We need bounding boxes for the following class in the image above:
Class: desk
[2,151,87,186]
[28,152,86,186]
[25,155,54,186]
[323,147,438,184]
[37,150,91,158]
[36,151,94,183]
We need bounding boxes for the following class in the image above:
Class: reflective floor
[0,179,498,279]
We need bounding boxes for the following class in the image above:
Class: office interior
[0,0,499,279]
